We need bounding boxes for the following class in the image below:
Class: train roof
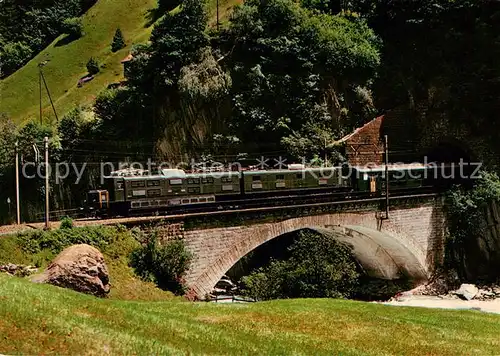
[242,167,342,175]
[351,163,433,173]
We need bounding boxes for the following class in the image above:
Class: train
[84,162,470,218]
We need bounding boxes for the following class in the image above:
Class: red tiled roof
[334,115,385,144]
[121,54,133,63]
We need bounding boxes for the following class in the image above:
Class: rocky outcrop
[33,244,110,297]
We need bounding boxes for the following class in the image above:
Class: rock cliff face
[33,244,110,297]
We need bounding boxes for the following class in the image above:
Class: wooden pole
[15,141,20,225]
[44,137,50,229]
[384,135,389,219]
[39,66,43,124]
[40,69,59,123]
[216,0,219,31]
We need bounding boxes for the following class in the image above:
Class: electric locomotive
[84,162,463,218]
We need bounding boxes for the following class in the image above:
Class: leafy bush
[111,28,126,52]
[0,42,33,77]
[60,216,74,229]
[445,170,500,281]
[86,57,100,75]
[130,232,192,295]
[240,230,360,301]
[17,225,125,256]
[62,17,84,39]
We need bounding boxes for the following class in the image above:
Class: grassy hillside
[0,0,243,125]
[0,274,500,354]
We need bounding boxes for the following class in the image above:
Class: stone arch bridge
[151,195,447,300]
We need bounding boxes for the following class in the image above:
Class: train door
[370,175,377,195]
[99,190,109,209]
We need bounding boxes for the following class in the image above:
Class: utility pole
[39,66,43,124]
[384,135,389,219]
[44,137,50,229]
[15,141,20,225]
[216,0,220,31]
[39,67,59,123]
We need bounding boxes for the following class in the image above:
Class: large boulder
[33,244,110,297]
[454,284,479,300]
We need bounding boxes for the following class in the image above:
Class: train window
[199,198,207,203]
[147,189,161,197]
[252,175,261,181]
[140,202,149,207]
[131,181,145,188]
[276,174,285,180]
[201,177,214,184]
[182,199,190,204]
[221,177,233,183]
[147,180,160,187]
[169,179,183,185]
[171,187,182,193]
[188,187,200,193]
[191,198,199,203]
[116,182,123,189]
[188,178,200,184]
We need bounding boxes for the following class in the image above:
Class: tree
[111,28,126,52]
[86,57,99,75]
[62,17,83,39]
[149,0,209,89]
[130,232,193,295]
[0,42,33,77]
[220,0,381,160]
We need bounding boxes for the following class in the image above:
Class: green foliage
[17,225,124,256]
[129,232,193,295]
[60,216,74,229]
[158,0,183,13]
[86,57,100,75]
[445,170,500,281]
[147,0,209,89]
[221,0,381,159]
[62,17,84,39]
[0,0,97,77]
[240,230,360,300]
[111,28,126,52]
[0,42,33,76]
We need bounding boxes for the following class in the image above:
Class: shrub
[0,42,33,77]
[444,170,500,281]
[60,216,74,229]
[18,225,120,255]
[62,17,83,39]
[86,57,100,75]
[111,28,126,52]
[130,232,193,295]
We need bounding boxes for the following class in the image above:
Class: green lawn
[0,273,499,355]
[0,0,243,125]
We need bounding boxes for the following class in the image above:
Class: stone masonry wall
[178,198,446,299]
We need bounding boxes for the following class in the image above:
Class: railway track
[0,187,440,236]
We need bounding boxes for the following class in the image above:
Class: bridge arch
[183,210,440,299]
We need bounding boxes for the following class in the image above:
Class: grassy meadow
[1,273,500,355]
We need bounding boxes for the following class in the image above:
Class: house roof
[333,115,385,145]
[120,54,134,63]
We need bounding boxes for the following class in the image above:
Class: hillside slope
[0,0,242,125]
